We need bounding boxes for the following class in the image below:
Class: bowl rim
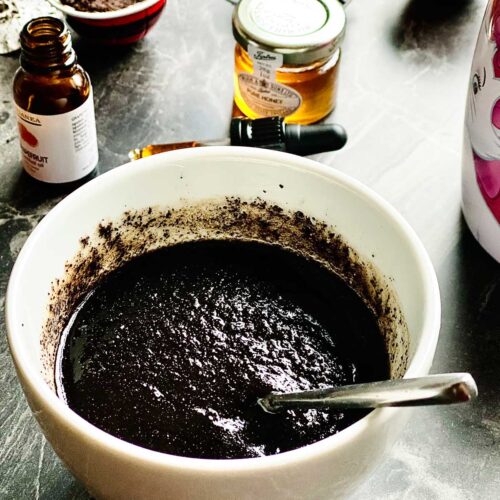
[47,0,162,20]
[6,146,441,473]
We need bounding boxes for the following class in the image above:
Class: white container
[6,147,440,499]
[463,0,500,262]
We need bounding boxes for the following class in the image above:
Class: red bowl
[48,0,167,45]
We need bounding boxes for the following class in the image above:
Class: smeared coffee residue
[60,0,143,13]
[41,197,409,390]
[57,240,390,458]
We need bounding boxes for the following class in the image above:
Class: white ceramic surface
[462,138,500,262]
[6,147,441,499]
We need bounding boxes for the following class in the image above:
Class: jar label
[248,45,283,82]
[238,73,302,117]
[239,46,302,117]
[15,90,98,183]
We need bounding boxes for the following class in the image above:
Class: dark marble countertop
[1,0,499,498]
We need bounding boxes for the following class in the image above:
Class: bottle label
[15,91,98,183]
[238,46,301,118]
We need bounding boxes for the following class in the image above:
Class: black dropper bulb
[230,117,347,156]
[285,122,347,155]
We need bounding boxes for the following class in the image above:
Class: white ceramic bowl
[6,147,440,499]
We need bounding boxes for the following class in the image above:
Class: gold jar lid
[232,0,346,65]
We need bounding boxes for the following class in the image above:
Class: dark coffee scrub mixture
[61,0,143,13]
[56,239,389,459]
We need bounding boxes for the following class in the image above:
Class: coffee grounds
[56,239,389,459]
[60,0,143,13]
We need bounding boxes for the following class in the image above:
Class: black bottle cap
[230,117,285,151]
[230,117,347,156]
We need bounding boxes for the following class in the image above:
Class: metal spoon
[258,373,477,413]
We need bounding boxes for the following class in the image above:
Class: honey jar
[232,0,346,124]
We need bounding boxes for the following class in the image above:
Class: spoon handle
[258,373,478,413]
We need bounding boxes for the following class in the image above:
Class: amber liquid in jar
[234,44,340,125]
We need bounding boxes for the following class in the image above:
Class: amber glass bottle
[13,17,98,183]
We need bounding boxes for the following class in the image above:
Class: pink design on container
[468,9,500,222]
[463,0,500,261]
